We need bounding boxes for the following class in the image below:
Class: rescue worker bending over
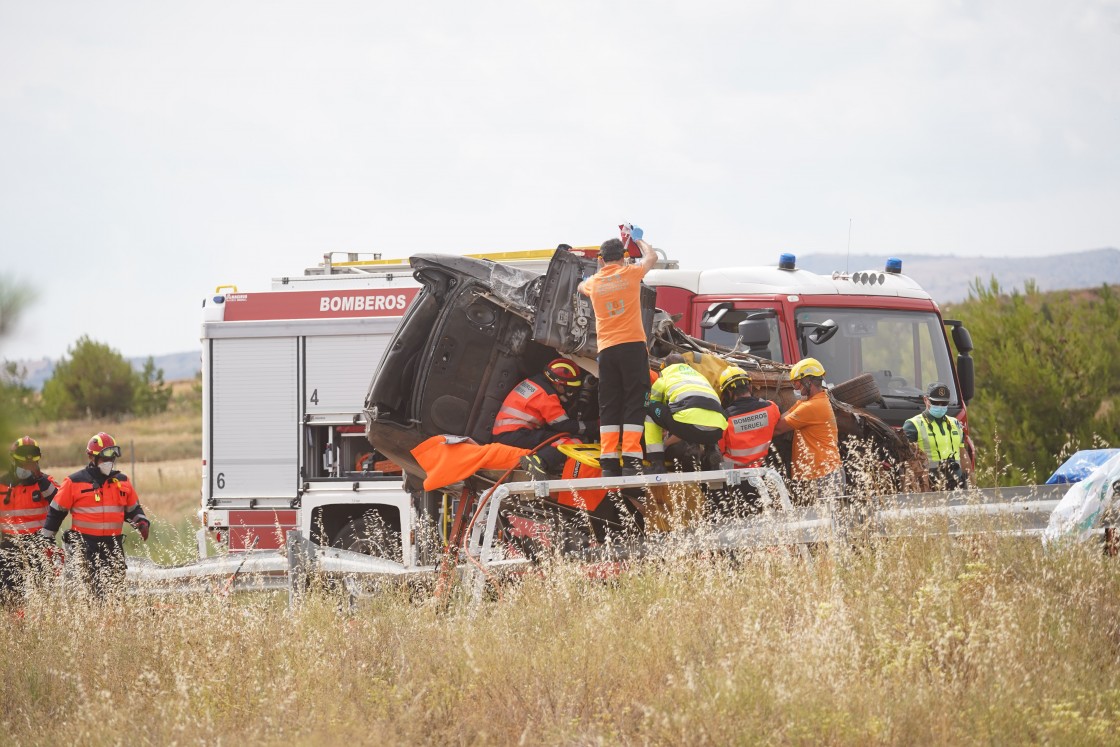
[718,366,780,469]
[903,381,968,489]
[492,358,597,477]
[774,358,844,503]
[1,437,58,603]
[39,432,150,597]
[644,354,728,474]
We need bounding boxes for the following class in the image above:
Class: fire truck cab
[644,252,976,443]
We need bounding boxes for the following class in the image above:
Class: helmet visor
[94,445,122,459]
[12,447,41,462]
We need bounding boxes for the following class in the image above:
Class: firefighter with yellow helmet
[717,366,780,469]
[1,437,59,602]
[774,358,844,502]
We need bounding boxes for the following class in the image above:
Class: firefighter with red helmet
[1,437,59,603]
[39,432,150,597]
[492,358,598,477]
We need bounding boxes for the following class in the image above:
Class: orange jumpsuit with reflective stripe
[47,467,145,537]
[1,470,57,536]
[719,397,780,468]
[492,375,573,436]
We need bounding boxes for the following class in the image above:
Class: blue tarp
[1046,449,1120,484]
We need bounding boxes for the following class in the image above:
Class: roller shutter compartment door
[305,335,390,414]
[211,338,298,498]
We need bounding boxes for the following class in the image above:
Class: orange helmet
[544,358,584,388]
[10,436,42,465]
[86,432,122,460]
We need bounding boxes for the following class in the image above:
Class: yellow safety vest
[906,413,963,466]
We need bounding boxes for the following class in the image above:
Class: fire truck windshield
[795,307,958,405]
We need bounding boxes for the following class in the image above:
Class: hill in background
[798,246,1120,306]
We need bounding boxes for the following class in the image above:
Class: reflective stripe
[0,507,51,517]
[727,442,769,459]
[49,499,65,511]
[40,484,57,500]
[1,519,46,534]
[72,505,127,515]
[70,518,123,535]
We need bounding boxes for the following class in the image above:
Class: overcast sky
[2,0,1118,362]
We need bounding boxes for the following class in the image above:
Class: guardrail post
[286,530,314,608]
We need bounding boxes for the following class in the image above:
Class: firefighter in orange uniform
[717,366,780,469]
[39,432,150,597]
[577,230,658,476]
[1,437,58,603]
[492,358,597,476]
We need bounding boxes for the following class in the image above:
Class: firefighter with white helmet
[39,432,150,597]
[492,358,598,478]
[774,357,844,502]
[1,437,58,603]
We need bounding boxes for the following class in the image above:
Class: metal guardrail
[122,475,1075,603]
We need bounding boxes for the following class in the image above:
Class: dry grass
[8,389,1120,744]
[3,532,1120,745]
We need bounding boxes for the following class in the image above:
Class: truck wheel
[331,511,402,563]
[831,373,881,408]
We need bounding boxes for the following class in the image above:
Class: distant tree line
[946,279,1120,485]
[3,336,172,423]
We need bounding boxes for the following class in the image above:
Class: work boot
[645,458,666,475]
[620,457,644,477]
[599,458,622,478]
[701,445,723,472]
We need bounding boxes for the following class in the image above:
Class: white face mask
[98,461,115,476]
[15,466,33,480]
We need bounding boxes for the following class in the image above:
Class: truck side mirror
[700,301,734,329]
[799,319,838,346]
[737,317,772,358]
[952,324,974,354]
[957,354,975,403]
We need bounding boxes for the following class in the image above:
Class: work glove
[580,420,600,438]
[620,223,644,242]
[132,517,151,542]
[37,527,56,543]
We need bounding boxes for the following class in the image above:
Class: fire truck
[197,250,559,563]
[198,247,974,566]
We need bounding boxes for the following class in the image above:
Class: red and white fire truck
[198,247,974,566]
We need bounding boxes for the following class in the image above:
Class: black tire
[831,373,881,408]
[331,511,403,563]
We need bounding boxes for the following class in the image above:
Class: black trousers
[0,536,46,602]
[73,534,127,598]
[597,341,649,430]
